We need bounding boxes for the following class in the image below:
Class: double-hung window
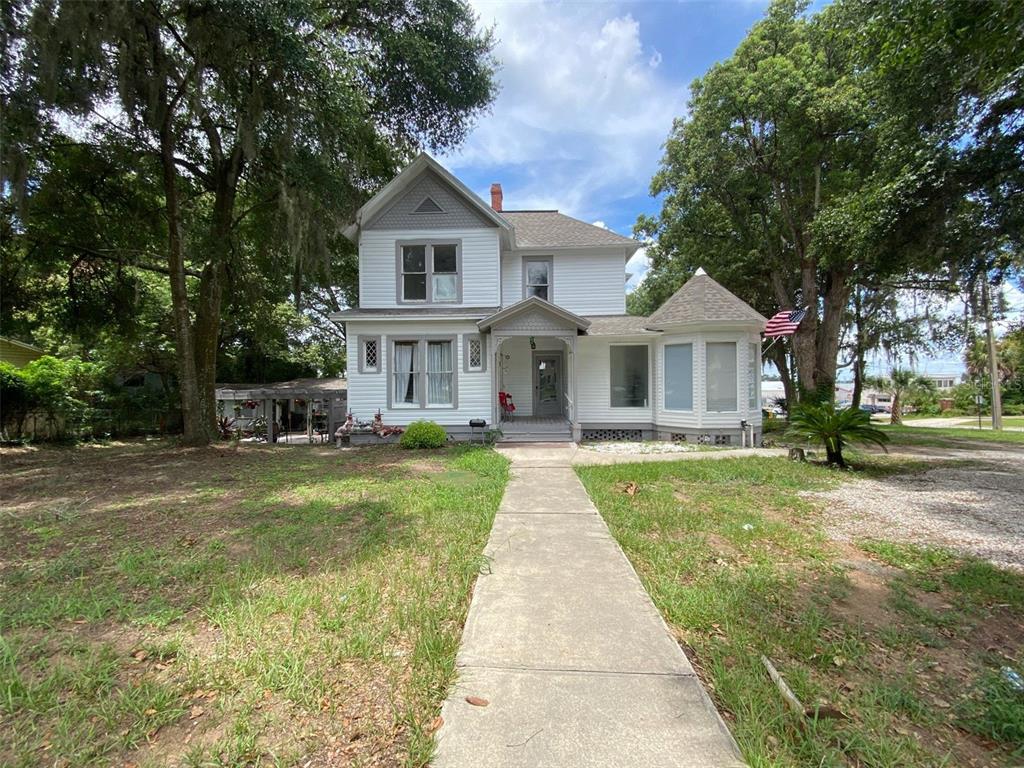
[399,242,459,303]
[427,341,454,405]
[524,258,552,301]
[664,343,693,410]
[393,341,420,405]
[390,338,456,408]
[748,343,760,410]
[706,342,738,411]
[610,345,649,407]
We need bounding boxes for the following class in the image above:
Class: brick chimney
[490,183,503,212]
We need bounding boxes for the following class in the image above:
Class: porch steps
[496,418,573,444]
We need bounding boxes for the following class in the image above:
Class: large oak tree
[3,0,496,443]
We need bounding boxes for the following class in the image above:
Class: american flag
[764,308,807,338]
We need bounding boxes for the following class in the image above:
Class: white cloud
[625,246,650,291]
[442,1,684,221]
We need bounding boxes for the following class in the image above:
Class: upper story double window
[398,241,461,303]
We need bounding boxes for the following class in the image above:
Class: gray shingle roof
[584,315,659,336]
[646,270,767,328]
[502,211,637,249]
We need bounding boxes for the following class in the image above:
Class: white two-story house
[331,154,766,444]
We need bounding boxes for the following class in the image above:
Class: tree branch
[54,243,202,278]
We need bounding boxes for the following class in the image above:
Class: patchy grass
[0,439,508,767]
[879,424,1024,447]
[577,456,1024,767]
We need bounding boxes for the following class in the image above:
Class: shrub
[786,402,889,467]
[399,420,447,449]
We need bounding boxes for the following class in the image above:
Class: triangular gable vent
[413,196,444,214]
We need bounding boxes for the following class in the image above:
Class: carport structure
[215,377,348,444]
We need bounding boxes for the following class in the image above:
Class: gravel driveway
[813,447,1024,571]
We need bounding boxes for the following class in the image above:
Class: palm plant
[786,402,889,467]
[866,368,934,424]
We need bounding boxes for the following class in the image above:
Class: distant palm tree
[865,368,935,424]
[787,402,889,467]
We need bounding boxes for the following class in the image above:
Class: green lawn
[0,440,509,767]
[577,456,1024,767]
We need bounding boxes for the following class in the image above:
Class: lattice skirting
[581,428,644,442]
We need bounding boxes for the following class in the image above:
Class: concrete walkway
[434,445,745,767]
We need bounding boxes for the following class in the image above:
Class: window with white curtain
[393,341,419,405]
[427,340,454,405]
[748,343,760,410]
[706,342,737,411]
[610,345,649,407]
[664,343,693,410]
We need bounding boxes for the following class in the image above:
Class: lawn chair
[499,391,516,422]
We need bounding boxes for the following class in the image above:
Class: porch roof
[476,296,591,333]
[215,377,348,400]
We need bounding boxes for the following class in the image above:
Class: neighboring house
[0,336,45,368]
[921,373,961,390]
[331,153,766,444]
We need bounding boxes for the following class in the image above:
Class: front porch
[479,297,589,442]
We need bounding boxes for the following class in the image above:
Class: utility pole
[980,278,1003,430]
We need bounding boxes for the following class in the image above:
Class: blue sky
[440,0,1021,377]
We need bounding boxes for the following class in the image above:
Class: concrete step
[498,432,573,443]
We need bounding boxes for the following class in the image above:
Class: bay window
[706,342,738,411]
[610,345,649,407]
[398,241,461,303]
[664,343,693,410]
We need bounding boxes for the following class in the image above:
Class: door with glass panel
[532,352,563,417]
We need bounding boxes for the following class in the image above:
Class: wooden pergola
[215,377,348,444]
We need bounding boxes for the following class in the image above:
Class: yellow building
[0,336,45,368]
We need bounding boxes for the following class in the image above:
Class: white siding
[550,251,627,315]
[500,251,522,306]
[359,228,501,308]
[346,321,492,426]
[500,249,628,315]
[575,337,654,425]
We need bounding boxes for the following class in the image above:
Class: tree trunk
[769,342,797,416]
[851,289,865,409]
[157,84,205,446]
[890,391,902,424]
[825,442,844,467]
[814,266,851,401]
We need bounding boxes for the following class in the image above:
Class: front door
[533,352,563,417]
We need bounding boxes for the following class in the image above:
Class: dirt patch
[832,556,900,630]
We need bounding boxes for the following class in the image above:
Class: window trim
[386,334,459,410]
[705,340,739,413]
[358,335,381,374]
[609,342,651,409]
[521,256,554,303]
[462,333,487,373]
[395,239,463,304]
[662,341,694,412]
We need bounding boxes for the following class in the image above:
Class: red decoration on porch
[499,392,516,421]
